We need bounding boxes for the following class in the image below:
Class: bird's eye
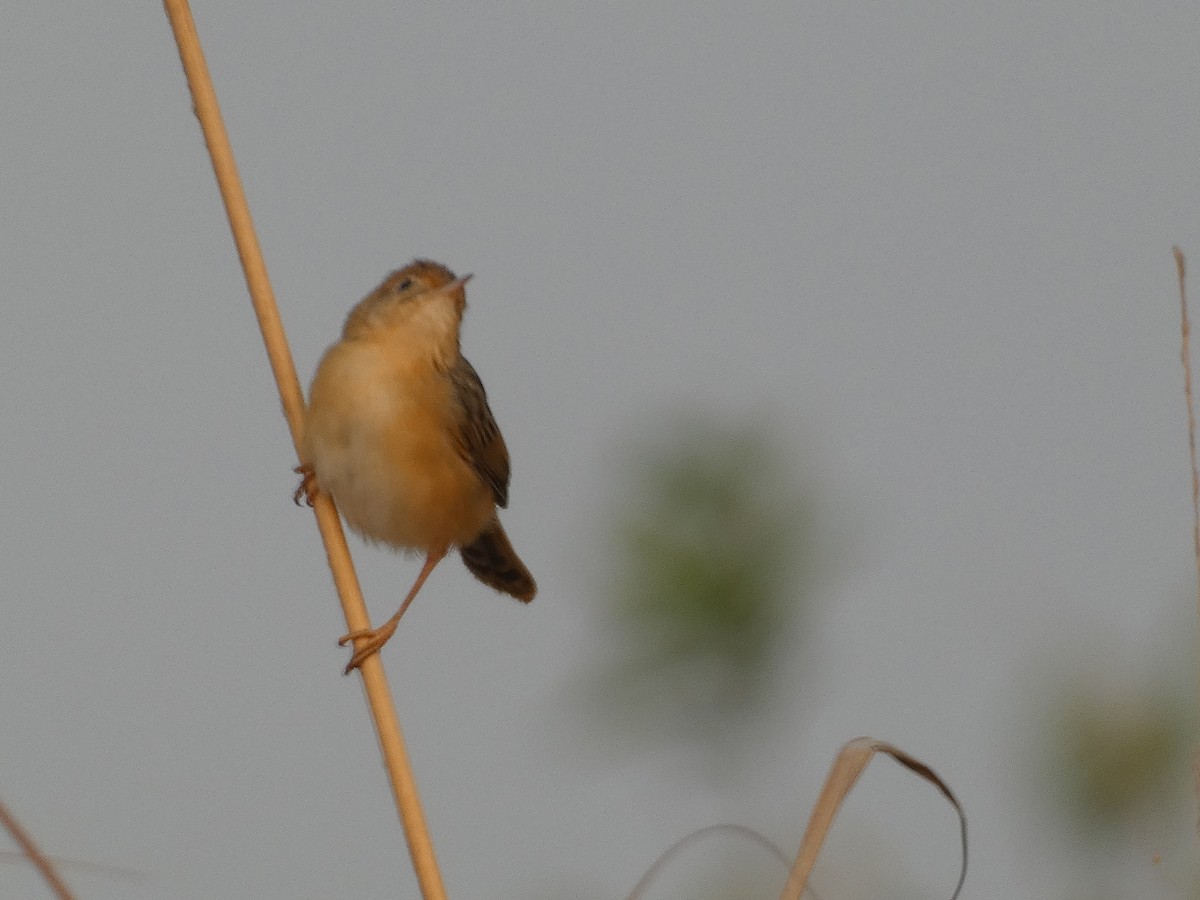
[396,278,414,292]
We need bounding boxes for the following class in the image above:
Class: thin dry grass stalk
[625,823,793,900]
[0,797,74,900]
[160,3,447,897]
[1174,248,1200,594]
[0,852,142,883]
[777,737,967,900]
[1173,246,1200,841]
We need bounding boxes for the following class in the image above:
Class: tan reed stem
[0,796,74,900]
[160,3,447,896]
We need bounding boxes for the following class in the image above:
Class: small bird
[295,260,535,673]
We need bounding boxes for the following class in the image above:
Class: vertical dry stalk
[1174,246,1200,841]
[160,3,447,896]
[1175,248,1200,579]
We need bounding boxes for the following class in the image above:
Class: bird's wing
[449,356,510,508]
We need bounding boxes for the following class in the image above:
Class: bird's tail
[460,521,536,602]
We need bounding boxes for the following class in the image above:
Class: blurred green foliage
[1031,648,1199,899]
[1048,683,1190,830]
[594,414,819,754]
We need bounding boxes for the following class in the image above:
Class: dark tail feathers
[460,522,536,602]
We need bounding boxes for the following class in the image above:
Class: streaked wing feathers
[449,357,510,507]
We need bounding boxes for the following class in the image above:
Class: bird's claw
[293,464,318,506]
[338,620,400,674]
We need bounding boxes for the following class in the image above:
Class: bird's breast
[302,339,494,551]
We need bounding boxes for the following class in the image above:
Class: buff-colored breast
[302,334,495,552]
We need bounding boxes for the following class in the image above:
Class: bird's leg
[339,547,448,674]
[293,464,319,506]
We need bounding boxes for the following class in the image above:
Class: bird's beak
[429,273,471,304]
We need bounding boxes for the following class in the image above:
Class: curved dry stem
[625,823,794,900]
[160,3,446,897]
[778,737,967,900]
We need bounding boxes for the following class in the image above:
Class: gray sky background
[3,3,1199,898]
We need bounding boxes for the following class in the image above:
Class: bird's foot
[293,464,319,506]
[338,619,400,674]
